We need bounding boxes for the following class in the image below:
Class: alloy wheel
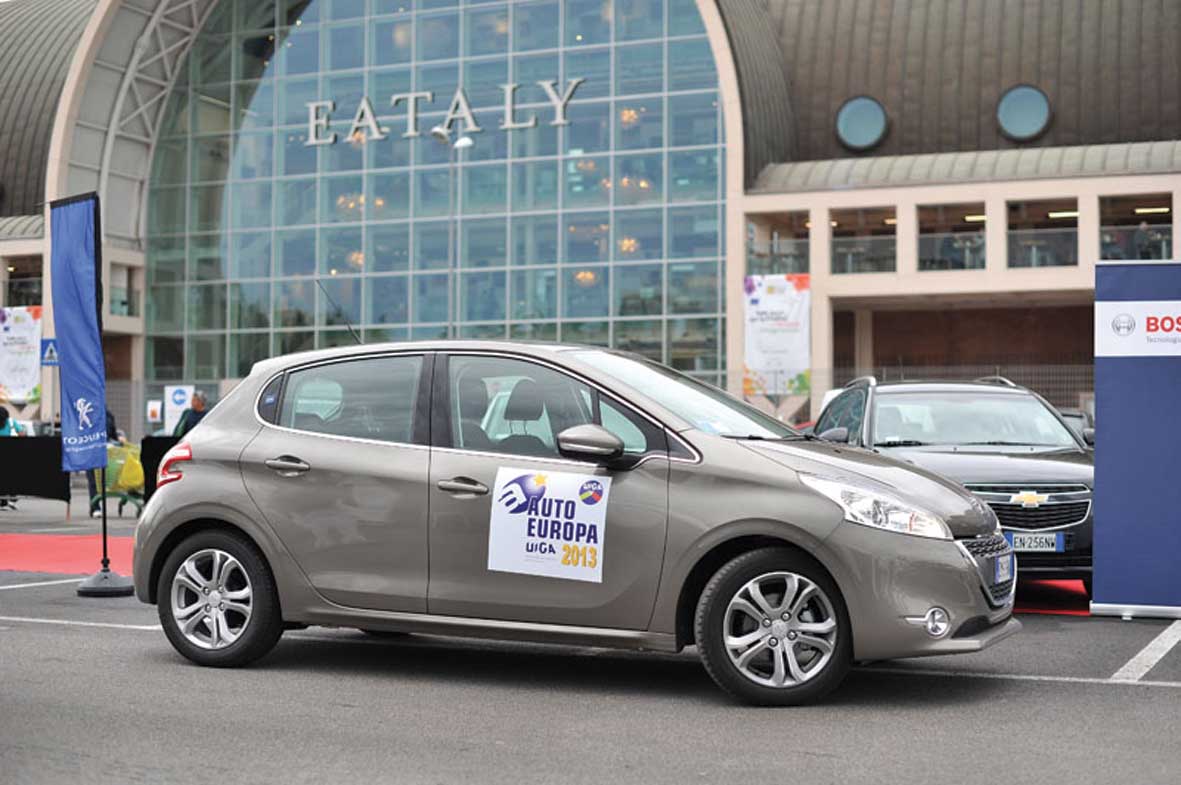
[722,571,838,688]
[170,548,253,650]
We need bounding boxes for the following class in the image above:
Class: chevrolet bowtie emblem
[1009,490,1049,508]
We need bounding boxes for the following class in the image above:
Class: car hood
[742,439,996,538]
[877,445,1093,487]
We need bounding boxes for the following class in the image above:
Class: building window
[1008,199,1077,268]
[918,204,986,271]
[831,208,895,274]
[997,85,1051,142]
[3,256,42,307]
[835,97,888,152]
[746,213,808,275]
[1100,194,1172,260]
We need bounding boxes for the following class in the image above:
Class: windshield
[872,391,1078,448]
[569,351,798,439]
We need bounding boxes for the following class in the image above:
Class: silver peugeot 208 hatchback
[134,341,1019,705]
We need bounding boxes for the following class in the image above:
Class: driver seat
[494,379,552,457]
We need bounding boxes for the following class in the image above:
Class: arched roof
[761,0,1181,163]
[0,0,97,217]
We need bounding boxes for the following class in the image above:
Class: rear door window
[279,355,424,444]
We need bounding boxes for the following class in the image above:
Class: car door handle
[265,456,310,476]
[437,477,489,495]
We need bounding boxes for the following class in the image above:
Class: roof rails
[974,375,1018,388]
[844,375,877,388]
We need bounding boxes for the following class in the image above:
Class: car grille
[989,578,1015,604]
[988,501,1091,530]
[960,533,1009,558]
[957,534,1015,606]
[964,483,1091,531]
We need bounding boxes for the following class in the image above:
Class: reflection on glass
[461,271,507,321]
[564,266,609,317]
[511,268,558,319]
[615,264,662,315]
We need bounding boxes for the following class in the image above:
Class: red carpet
[1014,579,1091,616]
[0,533,135,576]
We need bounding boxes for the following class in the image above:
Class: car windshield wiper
[720,433,808,441]
[956,441,1057,447]
[875,439,928,447]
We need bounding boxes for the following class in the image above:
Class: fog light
[924,607,951,638]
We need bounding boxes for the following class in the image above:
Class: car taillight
[157,442,192,489]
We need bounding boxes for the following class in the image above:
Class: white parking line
[0,578,82,591]
[0,616,161,631]
[1110,620,1181,682]
[862,665,1181,689]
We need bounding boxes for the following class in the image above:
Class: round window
[835,96,888,151]
[997,85,1051,141]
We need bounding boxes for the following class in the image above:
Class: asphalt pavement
[2,566,1180,785]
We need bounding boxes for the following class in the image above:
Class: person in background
[86,407,122,517]
[0,407,26,510]
[172,391,209,437]
[1134,221,1155,259]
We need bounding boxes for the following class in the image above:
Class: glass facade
[145,0,725,388]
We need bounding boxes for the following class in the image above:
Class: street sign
[40,338,59,366]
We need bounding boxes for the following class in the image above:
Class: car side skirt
[293,604,680,652]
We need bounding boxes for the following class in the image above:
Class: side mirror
[1082,427,1095,446]
[818,426,849,443]
[556,424,624,464]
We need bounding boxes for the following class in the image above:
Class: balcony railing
[832,235,895,274]
[4,278,41,307]
[110,286,141,317]
[1008,227,1078,268]
[747,238,809,275]
[919,232,986,270]
[1100,225,1173,260]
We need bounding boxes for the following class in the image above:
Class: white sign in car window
[487,467,611,583]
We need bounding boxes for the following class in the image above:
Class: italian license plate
[1004,531,1064,552]
[995,553,1013,583]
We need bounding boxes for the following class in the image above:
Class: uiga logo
[497,473,547,514]
[578,480,604,505]
[1111,313,1136,337]
[1146,315,1181,333]
[75,398,95,429]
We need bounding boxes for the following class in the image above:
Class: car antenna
[314,278,363,345]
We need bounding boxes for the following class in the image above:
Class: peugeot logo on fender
[1111,313,1136,336]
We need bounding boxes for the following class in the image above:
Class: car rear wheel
[157,530,283,667]
[695,548,852,705]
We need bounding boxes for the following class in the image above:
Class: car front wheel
[695,548,852,705]
[157,530,283,667]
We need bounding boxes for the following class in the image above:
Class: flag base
[77,567,134,597]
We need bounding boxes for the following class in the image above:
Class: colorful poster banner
[0,306,43,405]
[488,467,611,583]
[743,274,811,396]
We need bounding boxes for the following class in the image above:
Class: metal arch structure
[49,0,221,250]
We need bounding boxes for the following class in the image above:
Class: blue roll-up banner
[50,193,108,473]
[1092,261,1181,619]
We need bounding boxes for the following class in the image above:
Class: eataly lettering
[306,79,584,145]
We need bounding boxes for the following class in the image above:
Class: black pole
[100,466,109,570]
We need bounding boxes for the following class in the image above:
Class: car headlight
[799,474,952,540]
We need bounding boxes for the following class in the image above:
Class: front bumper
[818,522,1019,661]
[1003,517,1093,578]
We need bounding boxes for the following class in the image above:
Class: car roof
[870,381,1033,395]
[249,339,598,376]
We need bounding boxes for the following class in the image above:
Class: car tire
[695,547,852,706]
[157,530,284,667]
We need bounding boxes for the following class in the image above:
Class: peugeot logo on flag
[76,397,94,429]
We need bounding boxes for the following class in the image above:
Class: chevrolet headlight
[800,474,952,540]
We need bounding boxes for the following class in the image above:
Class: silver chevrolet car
[134,342,1019,705]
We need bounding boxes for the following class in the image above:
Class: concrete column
[809,207,833,417]
[853,310,874,374]
[0,254,9,306]
[984,196,1008,273]
[725,202,748,396]
[1078,193,1100,271]
[894,201,918,275]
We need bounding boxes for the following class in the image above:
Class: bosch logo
[1146,315,1181,333]
[1111,314,1136,337]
